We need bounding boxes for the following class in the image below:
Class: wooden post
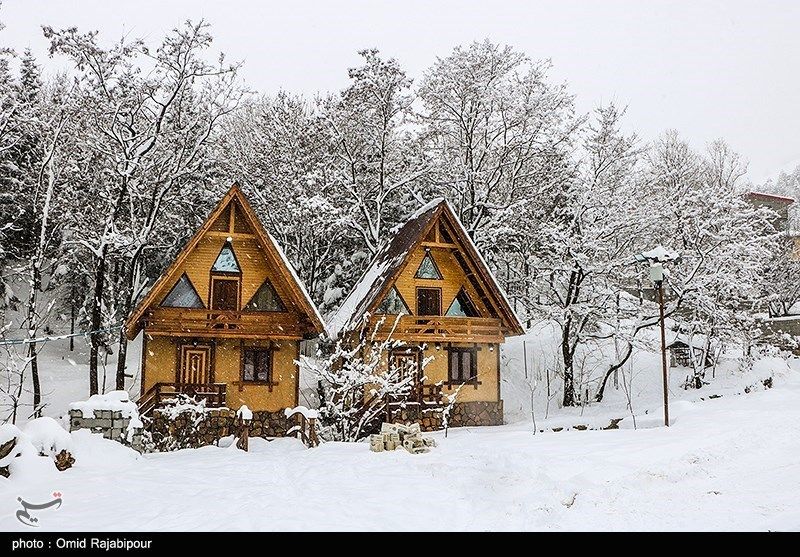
[523,340,528,379]
[236,418,250,452]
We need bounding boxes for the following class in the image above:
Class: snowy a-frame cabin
[328,199,524,427]
[125,184,325,418]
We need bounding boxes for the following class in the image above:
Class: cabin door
[178,344,213,385]
[391,350,422,392]
[211,277,239,311]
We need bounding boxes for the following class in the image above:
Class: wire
[0,324,124,346]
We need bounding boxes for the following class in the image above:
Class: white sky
[2,0,798,183]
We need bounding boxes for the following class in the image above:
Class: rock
[54,449,75,471]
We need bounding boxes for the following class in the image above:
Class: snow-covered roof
[667,333,713,349]
[268,231,326,336]
[746,191,795,205]
[327,197,525,339]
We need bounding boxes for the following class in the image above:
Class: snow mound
[237,405,253,421]
[284,405,318,419]
[69,429,140,469]
[70,390,138,418]
[23,417,73,457]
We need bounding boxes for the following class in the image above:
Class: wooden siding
[142,336,298,412]
[396,246,490,321]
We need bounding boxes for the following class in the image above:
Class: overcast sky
[2,0,798,183]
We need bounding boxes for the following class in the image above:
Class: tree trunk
[115,329,128,391]
[88,248,107,395]
[561,321,575,407]
[26,262,42,417]
[595,341,634,402]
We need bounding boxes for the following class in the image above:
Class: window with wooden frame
[447,347,478,384]
[415,250,443,279]
[416,287,441,316]
[210,241,242,311]
[377,286,411,315]
[445,288,480,317]
[242,348,273,384]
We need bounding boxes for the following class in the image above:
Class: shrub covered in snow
[23,417,75,470]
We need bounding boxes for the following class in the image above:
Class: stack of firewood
[370,422,436,454]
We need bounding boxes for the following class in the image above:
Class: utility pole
[655,277,669,427]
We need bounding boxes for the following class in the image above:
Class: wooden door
[179,345,212,384]
[211,278,239,311]
[416,287,441,316]
[390,350,421,400]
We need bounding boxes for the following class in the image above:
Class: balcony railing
[141,308,302,338]
[372,315,503,342]
[138,382,227,417]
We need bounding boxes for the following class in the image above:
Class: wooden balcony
[138,382,227,417]
[141,308,303,339]
[372,315,504,343]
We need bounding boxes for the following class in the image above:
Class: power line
[0,324,124,347]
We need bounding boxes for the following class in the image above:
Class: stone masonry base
[148,408,293,451]
[388,400,504,431]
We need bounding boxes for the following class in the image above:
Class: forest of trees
[0,15,796,421]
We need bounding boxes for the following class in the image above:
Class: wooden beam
[205,231,257,239]
[420,241,458,249]
[144,330,304,341]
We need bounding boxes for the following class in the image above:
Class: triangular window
[446,288,479,317]
[376,287,411,315]
[161,273,205,308]
[245,279,286,312]
[212,242,241,274]
[415,251,442,279]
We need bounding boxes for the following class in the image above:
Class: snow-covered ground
[2,372,799,531]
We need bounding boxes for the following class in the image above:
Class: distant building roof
[746,191,795,205]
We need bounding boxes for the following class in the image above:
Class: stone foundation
[148,408,293,451]
[387,400,504,430]
[387,405,443,432]
[447,400,504,427]
[68,409,145,452]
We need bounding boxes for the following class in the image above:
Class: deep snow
[1,375,799,531]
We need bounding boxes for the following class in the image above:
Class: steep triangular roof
[125,183,325,339]
[327,198,525,339]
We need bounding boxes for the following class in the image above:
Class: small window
[212,242,241,273]
[245,279,286,312]
[448,347,477,384]
[161,273,205,308]
[446,288,480,317]
[243,348,272,382]
[415,251,442,279]
[416,287,441,316]
[377,287,410,315]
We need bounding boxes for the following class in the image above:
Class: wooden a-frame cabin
[328,198,524,427]
[126,184,325,418]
